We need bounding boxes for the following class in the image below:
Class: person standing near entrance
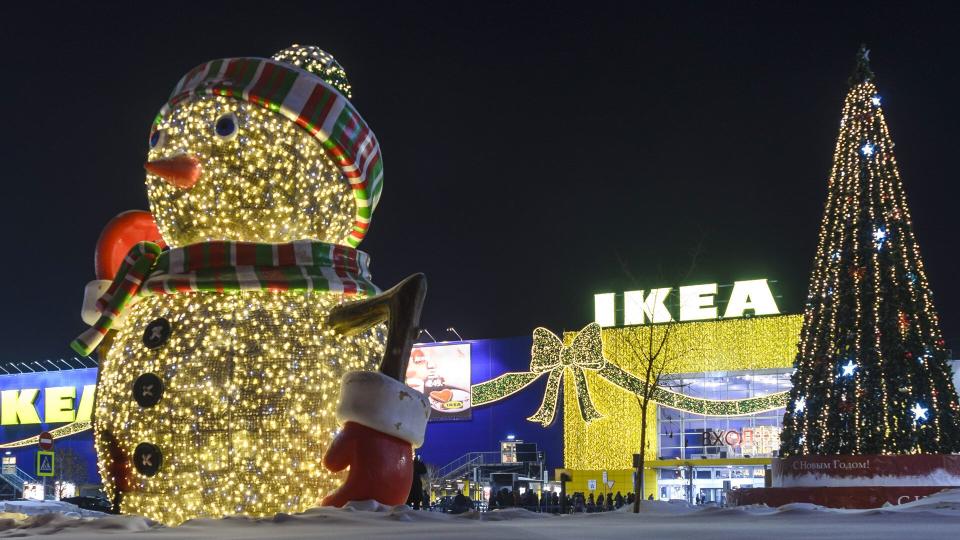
[451,490,473,514]
[407,455,427,509]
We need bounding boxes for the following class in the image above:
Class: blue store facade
[414,336,564,472]
[0,366,99,498]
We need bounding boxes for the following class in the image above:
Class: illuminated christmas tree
[780,47,960,456]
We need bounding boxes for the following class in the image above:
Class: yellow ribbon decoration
[527,323,606,426]
[0,421,92,449]
[471,323,791,421]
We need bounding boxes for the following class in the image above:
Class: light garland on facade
[472,372,539,406]
[0,421,93,449]
[470,316,802,470]
[525,324,605,426]
[472,316,801,415]
[564,315,801,470]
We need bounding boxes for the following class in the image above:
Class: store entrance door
[649,458,772,505]
[698,487,723,504]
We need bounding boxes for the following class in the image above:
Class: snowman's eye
[149,129,165,149]
[214,113,238,140]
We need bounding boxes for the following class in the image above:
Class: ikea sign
[594,279,780,327]
[0,369,97,432]
[1,385,95,425]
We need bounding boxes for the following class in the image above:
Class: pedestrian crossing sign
[37,451,54,477]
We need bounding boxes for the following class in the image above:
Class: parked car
[61,496,114,514]
[431,495,454,512]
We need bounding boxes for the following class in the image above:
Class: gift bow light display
[527,324,605,426]
[472,323,791,426]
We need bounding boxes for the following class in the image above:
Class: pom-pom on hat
[272,45,353,99]
[156,45,383,248]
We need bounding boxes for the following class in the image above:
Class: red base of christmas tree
[728,486,948,509]
[729,454,960,508]
[773,454,960,487]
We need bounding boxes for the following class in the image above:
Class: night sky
[2,2,959,363]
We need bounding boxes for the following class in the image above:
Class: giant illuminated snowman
[72,46,429,525]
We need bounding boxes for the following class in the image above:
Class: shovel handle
[328,273,427,382]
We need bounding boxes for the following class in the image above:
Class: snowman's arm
[322,425,356,473]
[322,275,429,508]
[328,273,427,381]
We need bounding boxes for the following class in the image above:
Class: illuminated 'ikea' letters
[679,283,718,321]
[624,288,673,325]
[75,384,95,422]
[0,385,96,425]
[1,389,41,425]
[595,279,779,327]
[45,386,77,423]
[723,279,780,319]
[594,293,616,327]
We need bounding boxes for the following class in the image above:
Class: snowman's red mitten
[95,210,164,280]
[321,371,430,507]
[81,210,164,330]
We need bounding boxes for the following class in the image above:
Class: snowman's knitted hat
[156,45,383,248]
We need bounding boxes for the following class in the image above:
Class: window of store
[657,368,791,460]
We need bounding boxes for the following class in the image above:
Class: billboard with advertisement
[406,343,471,421]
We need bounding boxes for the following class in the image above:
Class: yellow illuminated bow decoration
[527,323,606,427]
[470,323,791,421]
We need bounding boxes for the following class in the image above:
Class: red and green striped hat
[156,45,383,248]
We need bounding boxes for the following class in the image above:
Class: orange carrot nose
[144,154,201,189]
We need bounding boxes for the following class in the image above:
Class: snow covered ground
[2,490,960,539]
[1,500,106,518]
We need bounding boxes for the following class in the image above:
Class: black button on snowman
[133,373,164,408]
[134,442,163,477]
[142,318,171,349]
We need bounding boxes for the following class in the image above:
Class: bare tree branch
[614,241,701,513]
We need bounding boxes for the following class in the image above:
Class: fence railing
[435,452,495,480]
[434,451,545,481]
[0,466,38,493]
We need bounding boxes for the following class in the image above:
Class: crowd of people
[411,486,647,514]
[486,488,639,513]
[408,455,648,514]
[564,491,640,513]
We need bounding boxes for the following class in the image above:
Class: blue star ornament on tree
[912,403,929,423]
[873,227,887,250]
[841,359,858,377]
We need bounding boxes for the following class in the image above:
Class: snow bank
[0,491,958,539]
[1,500,105,518]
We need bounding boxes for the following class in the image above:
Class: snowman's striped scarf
[71,240,380,357]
